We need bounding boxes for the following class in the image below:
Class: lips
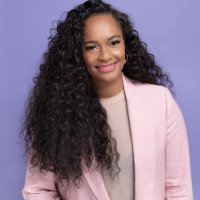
[95,62,117,73]
[95,62,116,68]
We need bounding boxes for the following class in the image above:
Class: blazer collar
[83,73,156,200]
[122,72,145,107]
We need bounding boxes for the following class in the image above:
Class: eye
[110,40,121,46]
[85,46,96,51]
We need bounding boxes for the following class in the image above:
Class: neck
[92,73,124,99]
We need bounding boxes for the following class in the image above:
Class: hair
[20,0,173,188]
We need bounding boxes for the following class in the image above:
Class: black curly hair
[20,0,173,187]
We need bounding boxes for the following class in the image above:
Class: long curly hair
[20,0,173,187]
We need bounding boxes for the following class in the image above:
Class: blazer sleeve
[164,88,193,200]
[22,156,61,200]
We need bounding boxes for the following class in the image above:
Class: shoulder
[132,80,166,96]
[123,74,174,109]
[126,79,169,103]
[123,74,167,97]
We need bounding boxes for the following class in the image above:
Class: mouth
[95,62,117,69]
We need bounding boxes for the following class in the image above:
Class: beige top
[99,89,135,200]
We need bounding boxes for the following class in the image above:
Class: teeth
[98,64,114,69]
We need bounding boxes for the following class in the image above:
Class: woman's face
[83,14,125,86]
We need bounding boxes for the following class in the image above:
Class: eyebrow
[83,35,121,45]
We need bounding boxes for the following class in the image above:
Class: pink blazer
[22,73,193,200]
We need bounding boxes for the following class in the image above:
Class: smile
[96,63,116,68]
[95,62,117,73]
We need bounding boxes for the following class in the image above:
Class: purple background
[0,0,199,199]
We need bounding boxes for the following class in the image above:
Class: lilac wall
[0,0,199,199]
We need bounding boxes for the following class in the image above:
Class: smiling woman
[21,0,193,200]
[83,14,125,98]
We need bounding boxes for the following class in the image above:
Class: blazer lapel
[82,159,110,200]
[122,73,156,200]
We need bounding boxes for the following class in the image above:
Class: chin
[98,70,122,82]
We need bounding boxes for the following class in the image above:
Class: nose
[98,47,112,62]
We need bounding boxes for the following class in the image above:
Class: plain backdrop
[0,0,199,199]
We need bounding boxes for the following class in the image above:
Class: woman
[21,0,193,199]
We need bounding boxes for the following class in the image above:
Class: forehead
[83,14,123,40]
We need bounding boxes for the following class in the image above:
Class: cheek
[112,48,125,60]
[83,53,94,67]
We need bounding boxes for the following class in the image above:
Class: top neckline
[99,89,125,104]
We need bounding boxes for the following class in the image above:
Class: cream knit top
[99,89,135,200]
